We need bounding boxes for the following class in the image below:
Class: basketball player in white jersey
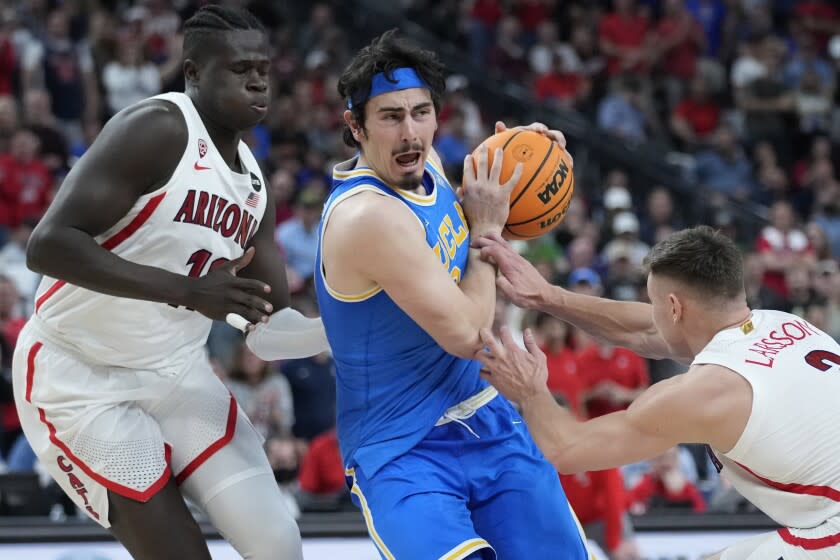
[475,226,840,559]
[12,5,328,559]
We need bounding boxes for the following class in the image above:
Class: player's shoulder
[327,189,423,246]
[84,98,188,186]
[105,97,188,146]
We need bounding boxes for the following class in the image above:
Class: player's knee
[244,517,302,560]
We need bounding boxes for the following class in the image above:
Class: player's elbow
[440,337,481,360]
[26,224,55,274]
[437,326,483,359]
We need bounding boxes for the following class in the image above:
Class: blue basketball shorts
[344,393,590,559]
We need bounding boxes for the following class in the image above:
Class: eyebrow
[377,102,433,113]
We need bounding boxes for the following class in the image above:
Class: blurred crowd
[0,0,838,558]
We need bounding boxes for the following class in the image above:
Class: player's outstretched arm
[475,232,686,362]
[236,180,330,359]
[27,100,273,325]
[476,327,749,472]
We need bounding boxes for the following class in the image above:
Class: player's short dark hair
[643,226,744,302]
[338,29,446,148]
[183,4,265,63]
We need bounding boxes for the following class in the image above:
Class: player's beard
[396,170,424,191]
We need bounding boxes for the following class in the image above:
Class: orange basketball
[472,129,574,240]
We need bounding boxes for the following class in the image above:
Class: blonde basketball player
[476,226,840,559]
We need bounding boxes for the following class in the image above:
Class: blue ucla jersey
[314,157,488,477]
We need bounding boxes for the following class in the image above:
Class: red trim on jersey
[778,527,840,550]
[34,281,65,313]
[735,460,840,502]
[24,341,43,402]
[174,394,238,485]
[34,192,168,313]
[25,341,172,502]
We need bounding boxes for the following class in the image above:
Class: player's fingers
[549,130,567,149]
[455,186,463,201]
[475,144,489,180]
[483,230,507,245]
[462,154,475,187]
[495,120,507,133]
[522,328,541,356]
[234,277,272,294]
[496,275,517,299]
[564,149,574,169]
[230,304,270,327]
[479,369,492,382]
[478,244,501,263]
[499,325,518,349]
[231,290,273,315]
[489,147,504,184]
[524,122,549,134]
[226,312,253,333]
[501,162,523,195]
[227,246,255,275]
[479,328,504,358]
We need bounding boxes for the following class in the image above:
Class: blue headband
[347,67,429,109]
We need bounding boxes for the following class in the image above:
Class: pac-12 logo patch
[198,138,208,158]
[250,171,262,192]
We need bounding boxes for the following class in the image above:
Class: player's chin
[232,106,268,129]
[394,168,424,190]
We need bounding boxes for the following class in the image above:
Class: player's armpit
[325,193,488,358]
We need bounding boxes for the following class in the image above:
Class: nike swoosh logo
[194,161,211,171]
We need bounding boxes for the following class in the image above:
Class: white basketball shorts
[12,319,267,528]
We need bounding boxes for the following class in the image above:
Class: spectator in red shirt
[599,0,653,76]
[534,53,591,110]
[626,447,707,513]
[533,311,583,417]
[295,429,350,511]
[578,341,649,419]
[467,0,504,66]
[0,129,53,230]
[655,0,706,82]
[756,200,816,298]
[560,468,640,560]
[670,75,721,149]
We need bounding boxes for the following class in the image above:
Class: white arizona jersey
[693,309,840,529]
[32,92,268,371]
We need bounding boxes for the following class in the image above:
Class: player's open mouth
[395,152,421,171]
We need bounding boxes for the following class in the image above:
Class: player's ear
[669,293,682,323]
[183,59,200,86]
[343,110,365,143]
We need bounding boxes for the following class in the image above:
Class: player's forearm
[518,390,580,469]
[461,246,499,329]
[246,308,330,360]
[28,224,192,306]
[537,286,666,358]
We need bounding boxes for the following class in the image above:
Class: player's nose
[400,116,418,143]
[247,75,268,93]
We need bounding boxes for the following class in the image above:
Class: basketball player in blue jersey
[314,30,589,559]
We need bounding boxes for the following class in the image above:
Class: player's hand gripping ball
[472,129,574,240]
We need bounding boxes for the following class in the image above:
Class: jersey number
[170,250,230,310]
[186,249,229,277]
[804,349,840,372]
